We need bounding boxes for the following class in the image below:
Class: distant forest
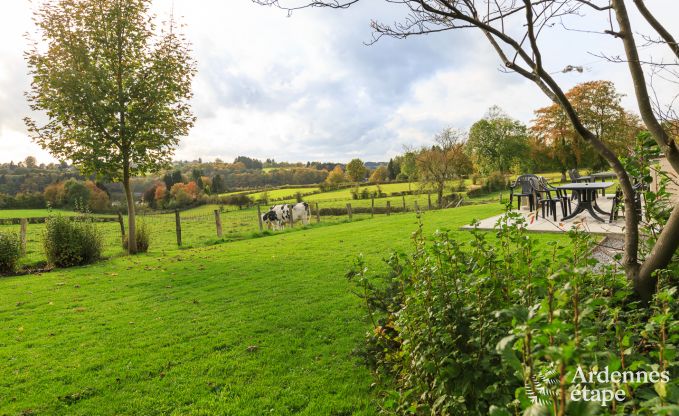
[0,156,377,210]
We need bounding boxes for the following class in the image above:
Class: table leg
[561,190,585,221]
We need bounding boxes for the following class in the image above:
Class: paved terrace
[462,195,625,235]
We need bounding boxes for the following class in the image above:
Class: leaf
[655,381,667,399]
[489,405,512,416]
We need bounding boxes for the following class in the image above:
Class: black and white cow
[290,202,311,225]
[262,204,288,230]
[262,202,311,230]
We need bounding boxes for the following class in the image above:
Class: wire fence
[1,196,471,267]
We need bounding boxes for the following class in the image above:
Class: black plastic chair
[610,183,644,222]
[568,169,592,183]
[509,174,539,211]
[536,177,571,221]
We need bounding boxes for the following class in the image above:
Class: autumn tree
[346,158,367,182]
[325,165,346,186]
[416,128,473,207]
[531,81,641,177]
[369,165,388,184]
[466,106,529,175]
[25,0,196,253]
[256,0,679,301]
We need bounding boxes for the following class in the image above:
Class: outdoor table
[590,171,617,196]
[556,182,614,222]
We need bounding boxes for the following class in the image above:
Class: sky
[0,0,677,164]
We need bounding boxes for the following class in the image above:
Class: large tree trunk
[123,171,138,254]
[610,0,679,301]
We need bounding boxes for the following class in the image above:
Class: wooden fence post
[117,211,125,244]
[427,193,432,210]
[19,218,27,256]
[214,209,223,238]
[371,197,374,218]
[257,205,264,232]
[315,203,320,223]
[175,210,182,247]
[346,203,353,221]
[402,195,406,210]
[386,201,391,216]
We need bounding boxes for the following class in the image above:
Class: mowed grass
[0,204,572,416]
[0,209,82,219]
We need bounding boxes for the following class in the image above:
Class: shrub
[0,232,21,273]
[43,215,102,267]
[221,193,252,209]
[123,221,151,253]
[348,212,679,415]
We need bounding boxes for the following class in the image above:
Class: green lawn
[247,187,320,202]
[1,204,569,415]
[0,209,80,219]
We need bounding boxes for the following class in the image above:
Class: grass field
[0,209,81,219]
[2,203,575,415]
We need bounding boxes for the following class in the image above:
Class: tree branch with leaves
[25,0,196,253]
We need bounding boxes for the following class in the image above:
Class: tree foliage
[466,106,529,175]
[25,0,196,253]
[346,158,367,182]
[416,128,472,206]
[531,81,641,172]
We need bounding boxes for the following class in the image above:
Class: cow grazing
[262,202,310,230]
[261,209,282,230]
[290,202,311,225]
[264,204,290,230]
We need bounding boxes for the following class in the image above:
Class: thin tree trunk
[123,170,137,254]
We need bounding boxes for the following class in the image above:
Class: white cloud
[0,0,677,165]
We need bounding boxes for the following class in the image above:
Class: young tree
[346,158,367,182]
[369,165,388,183]
[25,0,196,253]
[257,0,679,301]
[416,128,473,207]
[466,106,529,175]
[400,151,418,183]
[325,165,346,186]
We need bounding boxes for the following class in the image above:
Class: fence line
[2,198,473,266]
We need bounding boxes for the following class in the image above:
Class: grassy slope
[0,204,571,416]
[0,209,83,219]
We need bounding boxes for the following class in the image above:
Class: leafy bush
[348,212,679,415]
[0,232,21,273]
[221,193,252,209]
[123,221,151,253]
[43,215,102,267]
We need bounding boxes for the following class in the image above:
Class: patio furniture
[590,171,617,196]
[509,174,539,211]
[568,169,593,183]
[609,183,644,222]
[536,177,571,221]
[556,182,615,222]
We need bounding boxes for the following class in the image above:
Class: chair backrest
[516,174,538,194]
[536,177,553,197]
[568,169,580,181]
